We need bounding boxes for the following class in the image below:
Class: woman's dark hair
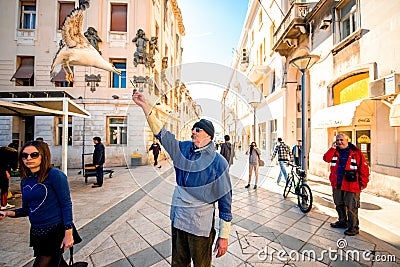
[250,142,257,154]
[19,140,52,183]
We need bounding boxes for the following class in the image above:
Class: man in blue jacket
[132,89,232,267]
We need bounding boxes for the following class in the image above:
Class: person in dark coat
[0,143,18,210]
[149,140,162,166]
[220,135,234,167]
[92,137,105,188]
[292,139,302,167]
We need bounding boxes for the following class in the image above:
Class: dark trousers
[171,225,216,267]
[333,188,360,229]
[95,165,104,186]
[153,153,159,166]
[1,190,7,206]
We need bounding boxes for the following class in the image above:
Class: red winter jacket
[323,143,370,193]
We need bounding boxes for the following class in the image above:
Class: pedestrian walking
[292,139,302,167]
[220,135,234,167]
[245,142,261,189]
[0,140,81,266]
[149,140,162,167]
[132,89,232,266]
[271,138,292,184]
[92,137,105,188]
[0,143,18,210]
[323,133,370,236]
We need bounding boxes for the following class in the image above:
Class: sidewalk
[0,154,399,266]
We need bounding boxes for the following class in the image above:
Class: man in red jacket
[323,133,370,236]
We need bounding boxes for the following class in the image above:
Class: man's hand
[213,237,228,258]
[132,89,152,115]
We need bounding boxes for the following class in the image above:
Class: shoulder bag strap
[69,247,74,266]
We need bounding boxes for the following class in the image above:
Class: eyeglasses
[192,127,203,133]
[21,152,40,160]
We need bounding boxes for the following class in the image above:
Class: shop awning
[390,94,400,126]
[10,58,34,80]
[0,94,90,175]
[0,98,90,118]
[313,99,374,128]
[51,67,74,82]
[51,70,67,82]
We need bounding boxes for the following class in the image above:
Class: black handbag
[344,170,357,182]
[68,246,88,267]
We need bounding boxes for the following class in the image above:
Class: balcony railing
[272,1,310,56]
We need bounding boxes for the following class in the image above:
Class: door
[356,130,371,165]
[24,116,34,143]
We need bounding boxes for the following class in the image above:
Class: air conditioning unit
[369,73,400,97]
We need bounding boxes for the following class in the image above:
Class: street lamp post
[289,54,320,170]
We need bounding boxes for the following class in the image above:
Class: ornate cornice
[170,0,185,36]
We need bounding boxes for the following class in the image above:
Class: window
[155,22,159,39]
[259,122,266,150]
[165,5,169,25]
[269,119,278,154]
[20,1,36,29]
[56,116,72,146]
[270,22,275,48]
[339,0,358,41]
[110,60,126,88]
[110,4,127,32]
[11,56,34,86]
[270,71,276,94]
[58,2,75,30]
[107,117,127,145]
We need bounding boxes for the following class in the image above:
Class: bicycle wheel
[283,174,294,198]
[297,184,313,213]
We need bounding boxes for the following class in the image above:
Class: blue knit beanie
[192,119,214,140]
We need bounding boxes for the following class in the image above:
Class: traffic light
[242,48,249,64]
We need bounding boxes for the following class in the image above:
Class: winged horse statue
[50,0,121,83]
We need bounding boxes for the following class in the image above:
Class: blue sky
[178,0,249,67]
[177,1,249,129]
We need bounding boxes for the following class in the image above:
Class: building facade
[0,0,199,169]
[227,0,400,200]
[306,0,400,200]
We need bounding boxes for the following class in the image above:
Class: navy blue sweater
[14,168,73,229]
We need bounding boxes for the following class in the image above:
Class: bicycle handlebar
[286,162,300,168]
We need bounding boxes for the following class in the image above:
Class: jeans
[95,164,104,186]
[277,161,288,183]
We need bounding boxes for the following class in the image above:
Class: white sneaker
[0,203,15,210]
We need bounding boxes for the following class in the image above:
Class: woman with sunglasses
[0,140,80,266]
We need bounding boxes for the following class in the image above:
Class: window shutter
[111,4,127,32]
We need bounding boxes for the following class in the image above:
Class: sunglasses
[192,127,203,133]
[21,152,40,160]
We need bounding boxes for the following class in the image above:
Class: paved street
[1,152,400,266]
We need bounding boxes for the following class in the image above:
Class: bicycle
[283,162,313,213]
